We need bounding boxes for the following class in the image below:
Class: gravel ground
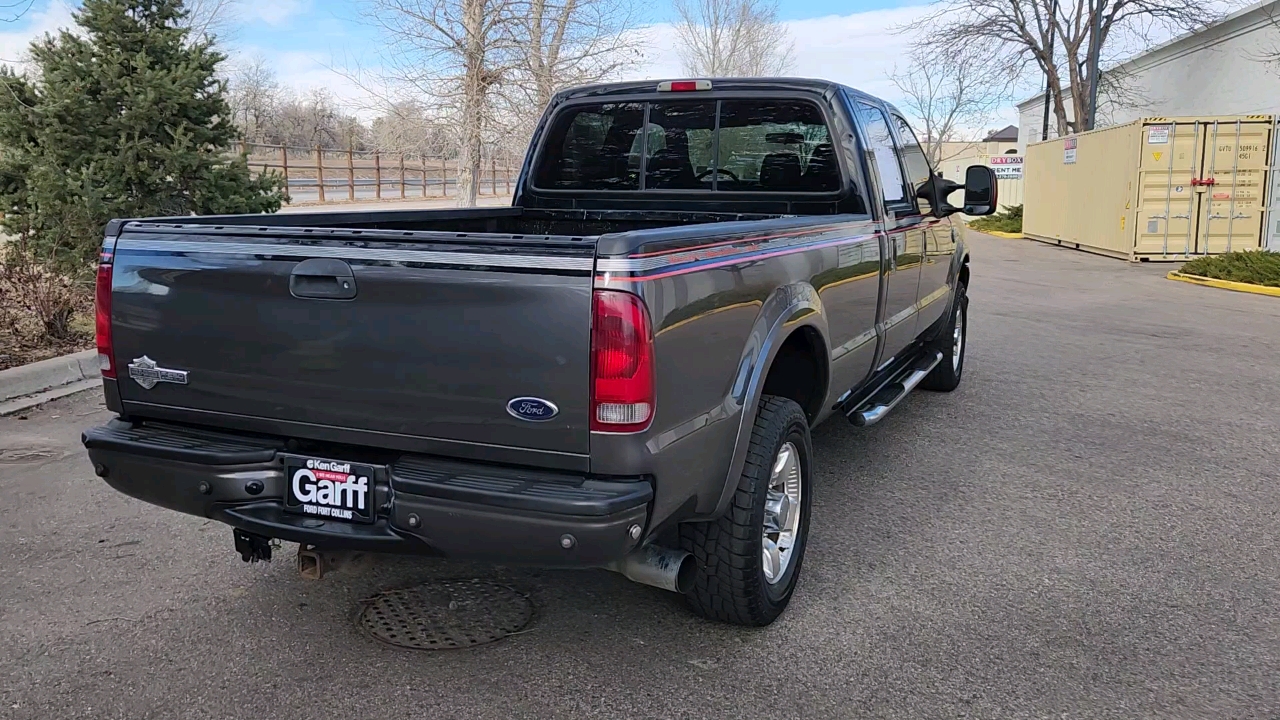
[2,233,1279,719]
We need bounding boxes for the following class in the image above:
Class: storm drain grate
[358,579,533,650]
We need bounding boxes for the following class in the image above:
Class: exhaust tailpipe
[609,545,696,594]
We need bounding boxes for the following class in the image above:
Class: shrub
[969,204,1023,233]
[0,240,92,347]
[1180,251,1280,288]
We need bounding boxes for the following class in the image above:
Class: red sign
[989,156,1023,165]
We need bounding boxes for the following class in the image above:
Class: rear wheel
[921,283,967,392]
[679,396,812,626]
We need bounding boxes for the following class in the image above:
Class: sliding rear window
[533,98,840,193]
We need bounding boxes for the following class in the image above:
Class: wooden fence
[240,142,519,205]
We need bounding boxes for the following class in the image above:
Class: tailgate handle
[289,258,357,300]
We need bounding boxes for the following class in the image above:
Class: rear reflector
[95,259,115,379]
[657,80,712,92]
[590,290,654,433]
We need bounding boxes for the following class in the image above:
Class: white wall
[1017,0,1280,148]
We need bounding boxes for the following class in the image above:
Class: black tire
[679,396,813,626]
[921,283,968,392]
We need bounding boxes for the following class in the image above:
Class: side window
[891,114,934,214]
[855,103,911,208]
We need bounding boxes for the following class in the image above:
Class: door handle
[289,258,357,300]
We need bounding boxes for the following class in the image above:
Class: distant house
[1016,0,1280,150]
[983,125,1020,143]
[933,125,1025,210]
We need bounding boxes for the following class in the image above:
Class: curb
[0,349,100,416]
[1166,271,1280,298]
[984,231,1025,239]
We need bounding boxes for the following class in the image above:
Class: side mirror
[929,175,963,217]
[963,165,998,215]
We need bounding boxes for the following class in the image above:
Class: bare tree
[183,0,241,41]
[673,0,794,77]
[511,0,643,112]
[364,0,519,206]
[904,0,1219,136]
[889,46,1015,166]
[227,55,280,144]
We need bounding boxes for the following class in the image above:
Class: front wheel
[921,283,967,392]
[679,396,813,626]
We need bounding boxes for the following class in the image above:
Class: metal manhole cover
[358,579,533,650]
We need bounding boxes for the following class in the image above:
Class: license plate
[283,455,378,524]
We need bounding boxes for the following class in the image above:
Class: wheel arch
[704,282,830,519]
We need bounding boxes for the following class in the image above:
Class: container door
[1268,116,1280,251]
[1194,118,1271,255]
[1133,121,1202,257]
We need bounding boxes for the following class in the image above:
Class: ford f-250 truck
[83,78,996,626]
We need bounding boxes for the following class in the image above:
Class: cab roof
[552,77,904,121]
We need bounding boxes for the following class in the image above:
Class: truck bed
[146,206,787,241]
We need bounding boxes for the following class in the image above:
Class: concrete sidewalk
[0,349,99,415]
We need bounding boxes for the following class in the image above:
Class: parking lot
[3,232,1279,719]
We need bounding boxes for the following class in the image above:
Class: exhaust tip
[673,552,696,594]
[611,545,696,594]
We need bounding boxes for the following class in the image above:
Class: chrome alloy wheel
[952,304,965,371]
[762,442,803,584]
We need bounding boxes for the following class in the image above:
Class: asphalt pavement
[3,233,1280,719]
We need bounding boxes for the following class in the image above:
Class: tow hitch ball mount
[233,529,274,563]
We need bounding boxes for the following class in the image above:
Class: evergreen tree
[0,0,287,273]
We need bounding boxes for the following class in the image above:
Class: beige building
[936,126,1024,211]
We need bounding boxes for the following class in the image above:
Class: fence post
[315,145,325,203]
[399,153,406,199]
[281,145,290,192]
[347,142,355,202]
[374,151,382,200]
[441,157,448,197]
[490,157,498,196]
[420,156,428,197]
[505,163,511,194]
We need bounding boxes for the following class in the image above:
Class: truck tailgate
[108,224,596,458]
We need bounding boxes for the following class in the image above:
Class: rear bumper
[83,420,650,567]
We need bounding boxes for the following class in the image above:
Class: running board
[847,351,943,427]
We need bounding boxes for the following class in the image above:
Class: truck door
[854,101,923,365]
[889,112,953,333]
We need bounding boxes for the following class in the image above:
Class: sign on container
[989,155,1023,179]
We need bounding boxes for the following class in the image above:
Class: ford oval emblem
[507,397,559,422]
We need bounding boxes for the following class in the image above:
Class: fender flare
[706,282,830,518]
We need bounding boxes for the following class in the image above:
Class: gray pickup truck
[84,78,996,626]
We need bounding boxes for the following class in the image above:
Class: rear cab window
[533,97,843,194]
[534,103,644,190]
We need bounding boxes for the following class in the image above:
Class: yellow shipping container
[1024,115,1275,261]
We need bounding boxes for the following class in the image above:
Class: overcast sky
[0,0,1048,133]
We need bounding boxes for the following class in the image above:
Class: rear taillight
[95,258,114,378]
[590,290,654,433]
